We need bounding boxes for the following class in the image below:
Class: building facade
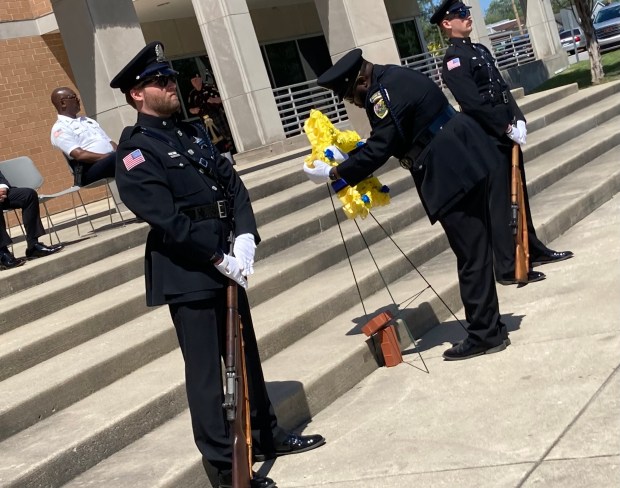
[1,0,565,214]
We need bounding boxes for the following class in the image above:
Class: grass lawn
[533,49,620,92]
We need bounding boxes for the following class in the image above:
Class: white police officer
[110,41,324,488]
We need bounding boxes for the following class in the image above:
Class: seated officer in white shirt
[50,87,116,186]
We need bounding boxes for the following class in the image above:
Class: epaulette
[119,125,141,143]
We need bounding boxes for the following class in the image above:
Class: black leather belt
[490,90,509,105]
[182,200,230,220]
[399,105,456,171]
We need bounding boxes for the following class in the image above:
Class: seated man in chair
[50,87,116,186]
[1,170,63,270]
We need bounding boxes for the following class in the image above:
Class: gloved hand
[214,254,248,289]
[324,145,349,163]
[233,233,256,276]
[516,120,527,145]
[506,123,526,146]
[303,160,332,184]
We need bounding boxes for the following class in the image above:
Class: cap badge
[155,43,165,62]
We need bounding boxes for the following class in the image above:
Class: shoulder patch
[123,149,146,171]
[370,90,389,119]
[446,58,461,71]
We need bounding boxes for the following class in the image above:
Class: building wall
[251,2,322,43]
[0,1,105,223]
[141,17,205,58]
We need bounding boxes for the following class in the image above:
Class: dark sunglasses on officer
[138,73,177,89]
[447,7,471,20]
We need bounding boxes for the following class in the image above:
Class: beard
[143,90,180,117]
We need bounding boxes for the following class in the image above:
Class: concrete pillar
[50,0,144,140]
[191,0,285,152]
[467,0,493,51]
[314,0,401,136]
[526,0,565,59]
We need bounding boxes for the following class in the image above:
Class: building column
[526,0,567,64]
[191,0,285,152]
[467,0,493,50]
[50,0,145,140]
[313,0,401,136]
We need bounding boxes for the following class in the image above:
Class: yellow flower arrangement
[304,109,390,220]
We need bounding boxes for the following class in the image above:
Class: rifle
[223,274,252,488]
[509,143,529,283]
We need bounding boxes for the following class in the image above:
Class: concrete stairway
[1,81,620,488]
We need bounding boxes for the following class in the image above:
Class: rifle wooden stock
[224,279,252,488]
[510,143,529,282]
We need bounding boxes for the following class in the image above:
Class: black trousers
[80,153,116,186]
[0,187,45,249]
[488,142,548,280]
[439,180,504,345]
[169,288,280,474]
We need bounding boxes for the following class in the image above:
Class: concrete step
[60,138,620,488]
[517,83,579,114]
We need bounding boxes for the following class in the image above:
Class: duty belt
[490,90,510,105]
[399,105,456,171]
[182,200,230,221]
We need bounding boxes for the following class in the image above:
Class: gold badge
[370,90,389,119]
[155,43,165,62]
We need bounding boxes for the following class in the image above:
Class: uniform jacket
[334,64,497,223]
[441,37,525,139]
[116,112,259,306]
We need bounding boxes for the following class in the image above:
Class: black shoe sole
[497,274,546,286]
[253,438,326,462]
[442,339,510,361]
[0,259,26,270]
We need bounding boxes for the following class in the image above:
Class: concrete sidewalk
[268,196,620,487]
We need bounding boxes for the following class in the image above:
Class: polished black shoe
[497,270,546,286]
[25,242,64,259]
[219,473,277,488]
[531,249,574,267]
[254,433,326,462]
[0,250,26,270]
[443,336,509,361]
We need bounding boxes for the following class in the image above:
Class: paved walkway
[268,197,620,487]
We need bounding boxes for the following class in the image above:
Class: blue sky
[480,0,492,15]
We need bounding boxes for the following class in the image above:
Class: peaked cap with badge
[110,41,177,93]
[317,49,364,101]
[430,0,471,25]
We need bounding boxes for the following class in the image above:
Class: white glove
[516,120,527,145]
[506,123,526,146]
[214,254,248,289]
[233,233,256,276]
[324,145,349,163]
[303,160,332,184]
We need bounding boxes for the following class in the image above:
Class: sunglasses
[448,7,471,19]
[138,74,177,89]
[61,94,79,101]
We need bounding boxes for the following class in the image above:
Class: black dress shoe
[443,336,509,361]
[219,473,277,488]
[531,250,574,267]
[497,270,546,286]
[25,242,64,259]
[254,433,326,462]
[0,250,26,270]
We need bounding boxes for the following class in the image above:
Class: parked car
[594,2,620,50]
[559,28,586,54]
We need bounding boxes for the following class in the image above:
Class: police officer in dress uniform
[431,1,573,285]
[304,49,510,360]
[110,42,324,488]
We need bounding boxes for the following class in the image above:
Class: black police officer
[431,1,573,285]
[304,49,510,360]
[110,41,324,488]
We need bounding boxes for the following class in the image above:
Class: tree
[485,0,524,25]
[572,0,604,83]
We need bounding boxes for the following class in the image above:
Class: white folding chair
[0,156,95,245]
[63,154,125,226]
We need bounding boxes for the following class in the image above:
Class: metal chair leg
[106,179,125,226]
[41,201,61,245]
[75,189,96,235]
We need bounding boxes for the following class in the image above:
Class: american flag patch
[447,58,461,71]
[123,149,146,171]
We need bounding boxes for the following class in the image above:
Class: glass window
[263,41,305,88]
[392,19,423,58]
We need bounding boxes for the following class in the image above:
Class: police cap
[430,0,471,25]
[110,41,177,93]
[317,49,364,101]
